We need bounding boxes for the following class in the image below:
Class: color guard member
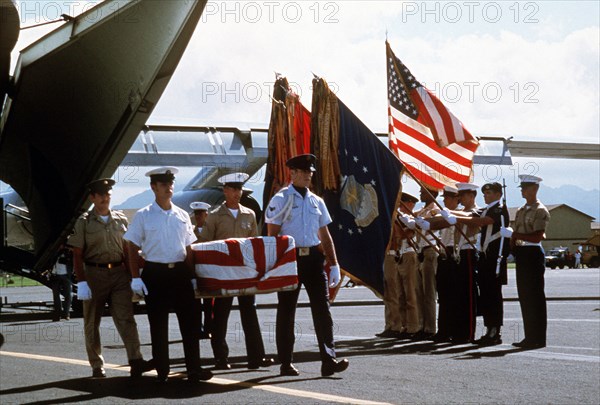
[506,175,550,349]
[442,182,510,345]
[396,192,423,339]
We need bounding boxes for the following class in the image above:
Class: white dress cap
[456,182,479,192]
[518,174,543,185]
[217,172,250,185]
[190,201,211,211]
[144,166,179,177]
[443,185,459,195]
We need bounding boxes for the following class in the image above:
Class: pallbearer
[125,167,212,383]
[265,154,349,377]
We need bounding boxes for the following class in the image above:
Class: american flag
[192,236,298,296]
[386,41,479,189]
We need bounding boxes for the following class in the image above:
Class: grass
[0,275,43,288]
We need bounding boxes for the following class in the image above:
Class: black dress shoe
[395,331,412,340]
[280,363,300,376]
[130,358,155,378]
[92,367,106,378]
[409,330,426,341]
[248,357,275,369]
[214,358,231,370]
[450,337,472,345]
[375,329,397,338]
[512,339,545,349]
[188,368,213,382]
[432,333,452,343]
[475,334,502,346]
[321,358,349,377]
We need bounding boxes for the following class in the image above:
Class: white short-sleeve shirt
[265,186,331,247]
[124,202,195,263]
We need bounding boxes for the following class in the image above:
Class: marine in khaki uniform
[395,192,423,338]
[413,186,440,340]
[506,175,550,349]
[198,173,273,370]
[70,179,152,378]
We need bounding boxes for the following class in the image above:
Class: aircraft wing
[0,0,207,270]
[121,125,269,190]
[505,140,600,160]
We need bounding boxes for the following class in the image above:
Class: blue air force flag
[322,100,403,296]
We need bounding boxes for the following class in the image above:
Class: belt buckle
[516,240,524,246]
[298,247,310,257]
[167,263,176,269]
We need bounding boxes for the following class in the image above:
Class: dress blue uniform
[265,154,348,377]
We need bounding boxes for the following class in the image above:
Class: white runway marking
[0,351,393,405]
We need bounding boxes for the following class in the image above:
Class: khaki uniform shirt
[69,210,128,263]
[198,203,257,242]
[514,200,550,235]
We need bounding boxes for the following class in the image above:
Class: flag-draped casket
[192,236,298,297]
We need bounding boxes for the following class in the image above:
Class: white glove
[131,277,148,296]
[328,264,341,288]
[77,281,92,301]
[398,213,416,230]
[191,278,198,290]
[500,226,513,238]
[414,217,431,231]
[440,208,457,225]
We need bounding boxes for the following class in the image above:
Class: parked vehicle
[577,235,600,268]
[545,247,575,269]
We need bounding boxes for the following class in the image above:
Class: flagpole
[403,168,478,251]
[394,217,421,252]
[398,200,446,252]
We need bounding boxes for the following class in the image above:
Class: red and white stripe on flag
[388,104,478,190]
[192,235,298,296]
[413,87,474,147]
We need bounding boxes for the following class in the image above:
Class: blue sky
[9,1,600,205]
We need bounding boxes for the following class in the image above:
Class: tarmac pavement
[1,268,599,404]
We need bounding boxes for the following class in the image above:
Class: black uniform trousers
[436,248,458,338]
[477,254,505,328]
[276,248,335,366]
[142,262,201,377]
[211,295,266,363]
[452,249,478,341]
[515,246,547,345]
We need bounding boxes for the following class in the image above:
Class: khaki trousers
[397,252,421,333]
[383,255,401,332]
[83,266,142,368]
[419,248,439,334]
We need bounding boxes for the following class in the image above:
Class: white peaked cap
[145,166,179,177]
[518,174,543,185]
[456,182,479,192]
[218,172,250,185]
[190,201,211,211]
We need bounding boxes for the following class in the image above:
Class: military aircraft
[1,0,598,287]
[0,0,209,284]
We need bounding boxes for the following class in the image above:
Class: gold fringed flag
[262,76,312,211]
[311,77,403,296]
